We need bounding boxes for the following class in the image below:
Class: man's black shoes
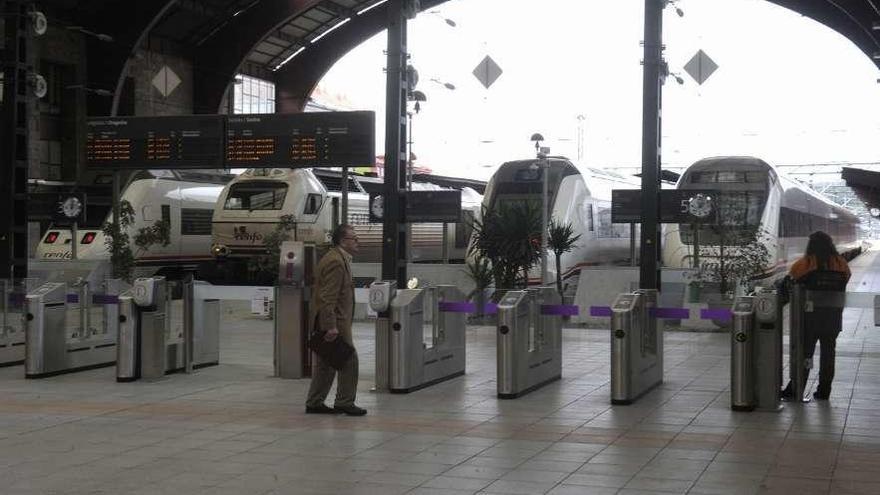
[334,405,367,416]
[813,391,830,401]
[306,403,341,414]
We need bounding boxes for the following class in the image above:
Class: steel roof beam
[193,0,324,114]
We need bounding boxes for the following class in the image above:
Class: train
[209,167,484,266]
[479,157,641,294]
[663,156,862,282]
[35,170,229,279]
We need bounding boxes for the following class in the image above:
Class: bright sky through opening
[316,0,880,181]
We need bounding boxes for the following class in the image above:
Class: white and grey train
[480,157,642,292]
[210,168,484,265]
[663,156,862,281]
[35,170,228,279]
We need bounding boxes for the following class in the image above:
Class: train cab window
[224,181,288,210]
[456,211,475,248]
[588,204,595,232]
[514,167,542,181]
[181,208,212,235]
[303,193,322,215]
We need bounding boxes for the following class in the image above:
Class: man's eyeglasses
[342,236,359,242]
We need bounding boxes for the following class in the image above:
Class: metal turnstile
[117,277,171,381]
[496,287,562,399]
[274,241,313,379]
[25,280,117,378]
[118,276,220,381]
[730,291,783,412]
[373,284,466,393]
[609,289,663,405]
[1,279,30,366]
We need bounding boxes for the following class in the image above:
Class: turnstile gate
[373,284,466,393]
[609,289,663,404]
[1,279,32,366]
[730,291,783,412]
[25,280,117,378]
[496,287,562,399]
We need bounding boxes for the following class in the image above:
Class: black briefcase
[307,331,355,370]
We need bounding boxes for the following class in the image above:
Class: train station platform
[2,254,880,494]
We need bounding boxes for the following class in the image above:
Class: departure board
[86,115,225,169]
[226,111,375,168]
[611,189,717,224]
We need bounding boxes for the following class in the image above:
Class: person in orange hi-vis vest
[781,231,850,401]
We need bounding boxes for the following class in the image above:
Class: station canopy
[48,0,880,117]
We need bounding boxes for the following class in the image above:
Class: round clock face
[60,197,83,219]
[371,195,384,220]
[688,194,713,219]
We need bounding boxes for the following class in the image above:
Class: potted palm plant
[548,219,582,298]
[468,201,542,295]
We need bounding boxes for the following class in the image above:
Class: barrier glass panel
[423,287,436,349]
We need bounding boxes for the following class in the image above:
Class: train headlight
[212,244,230,257]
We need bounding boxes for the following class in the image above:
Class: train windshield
[224,181,287,210]
[679,191,767,245]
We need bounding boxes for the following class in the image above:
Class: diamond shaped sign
[472,55,503,89]
[152,65,181,97]
[683,50,718,85]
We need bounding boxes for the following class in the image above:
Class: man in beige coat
[305,224,366,416]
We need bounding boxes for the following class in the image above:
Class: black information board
[86,111,376,170]
[405,190,462,223]
[612,189,717,224]
[225,111,375,168]
[86,115,225,169]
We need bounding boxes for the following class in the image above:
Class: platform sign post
[639,0,664,291]
[382,0,410,288]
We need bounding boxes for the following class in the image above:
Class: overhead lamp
[408,89,427,113]
[530,132,544,152]
[873,21,880,30]
[65,25,114,42]
[427,10,456,27]
[65,84,113,97]
[664,0,684,17]
[429,78,455,90]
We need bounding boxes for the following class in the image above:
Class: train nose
[211,244,230,257]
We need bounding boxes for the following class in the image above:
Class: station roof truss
[48,0,880,117]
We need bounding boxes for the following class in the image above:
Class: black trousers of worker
[785,309,842,398]
[803,325,839,397]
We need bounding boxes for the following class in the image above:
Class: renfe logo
[233,226,263,243]
[43,251,72,260]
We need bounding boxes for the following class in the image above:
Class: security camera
[30,11,47,36]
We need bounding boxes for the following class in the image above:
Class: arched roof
[52,0,880,116]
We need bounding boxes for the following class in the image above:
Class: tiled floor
[3,252,880,494]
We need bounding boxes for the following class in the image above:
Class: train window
[224,181,287,210]
[588,204,595,232]
[181,208,212,236]
[161,205,171,225]
[691,172,716,183]
[717,172,745,183]
[456,211,475,248]
[514,167,542,181]
[303,194,322,215]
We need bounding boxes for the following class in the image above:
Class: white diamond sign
[472,55,503,89]
[683,50,718,85]
[152,65,181,97]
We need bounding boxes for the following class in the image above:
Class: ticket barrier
[496,287,562,399]
[25,280,117,378]
[729,291,783,412]
[609,289,663,405]
[1,279,34,366]
[371,283,466,393]
[786,272,870,402]
[274,241,313,379]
